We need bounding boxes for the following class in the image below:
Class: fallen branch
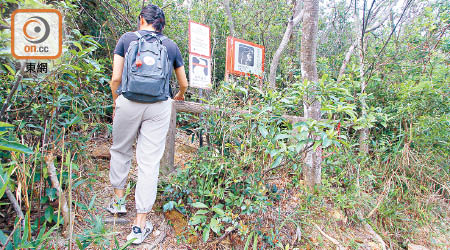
[0,172,24,224]
[312,222,345,250]
[46,154,71,238]
[174,101,307,123]
[4,188,25,220]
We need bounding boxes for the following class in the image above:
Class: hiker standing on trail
[107,4,188,244]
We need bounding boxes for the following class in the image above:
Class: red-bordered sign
[226,36,265,78]
[189,21,211,58]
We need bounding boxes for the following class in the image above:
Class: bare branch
[337,40,357,83]
[365,0,400,33]
[98,0,133,29]
[268,0,303,88]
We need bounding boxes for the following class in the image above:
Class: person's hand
[173,92,185,101]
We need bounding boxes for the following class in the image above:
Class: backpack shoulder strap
[134,31,142,39]
[159,35,167,42]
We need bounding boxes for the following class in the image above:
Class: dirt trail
[84,130,197,250]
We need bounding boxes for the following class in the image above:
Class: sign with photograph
[226,37,265,78]
[189,54,212,89]
[189,21,211,58]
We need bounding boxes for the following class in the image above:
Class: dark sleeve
[173,44,184,69]
[113,34,126,57]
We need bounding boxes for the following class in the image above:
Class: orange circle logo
[23,16,50,44]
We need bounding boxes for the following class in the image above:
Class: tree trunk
[223,0,235,37]
[301,0,321,190]
[356,1,369,154]
[359,43,370,154]
[268,1,303,88]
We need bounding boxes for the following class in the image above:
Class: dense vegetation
[0,0,448,249]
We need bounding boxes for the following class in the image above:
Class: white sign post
[189,21,211,89]
[188,21,212,147]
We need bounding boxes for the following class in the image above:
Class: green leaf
[73,41,83,51]
[190,215,206,226]
[88,194,97,210]
[71,179,86,190]
[3,64,15,75]
[271,155,283,169]
[258,126,268,138]
[0,166,10,199]
[0,140,33,154]
[212,206,225,217]
[163,201,176,212]
[274,134,290,141]
[0,122,14,128]
[244,232,254,250]
[322,134,332,148]
[195,209,209,215]
[202,225,210,242]
[313,141,321,151]
[253,233,258,250]
[210,218,220,234]
[45,188,57,201]
[45,206,54,223]
[191,202,208,209]
[0,229,13,250]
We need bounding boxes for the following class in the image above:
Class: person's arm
[110,54,125,107]
[173,66,188,101]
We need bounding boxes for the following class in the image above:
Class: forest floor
[43,129,449,250]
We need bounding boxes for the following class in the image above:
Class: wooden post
[160,100,177,176]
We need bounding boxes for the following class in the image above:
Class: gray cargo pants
[109,94,172,213]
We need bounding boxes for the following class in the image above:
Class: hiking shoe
[126,221,153,244]
[105,197,127,214]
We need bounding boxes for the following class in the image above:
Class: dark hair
[139,4,165,32]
